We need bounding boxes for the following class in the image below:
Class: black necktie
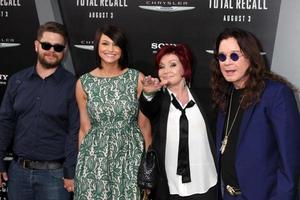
[171,94,195,183]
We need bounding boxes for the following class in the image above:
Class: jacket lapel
[236,104,256,150]
[159,92,171,178]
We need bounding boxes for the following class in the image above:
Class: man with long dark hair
[211,27,300,200]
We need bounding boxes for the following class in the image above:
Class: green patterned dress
[74,68,144,200]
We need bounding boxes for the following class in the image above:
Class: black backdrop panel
[59,1,281,87]
[59,0,281,88]
[0,0,39,102]
[0,1,39,198]
[0,0,283,199]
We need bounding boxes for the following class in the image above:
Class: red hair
[155,44,193,84]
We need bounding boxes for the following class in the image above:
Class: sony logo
[151,42,176,50]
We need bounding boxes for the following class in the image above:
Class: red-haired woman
[140,44,218,200]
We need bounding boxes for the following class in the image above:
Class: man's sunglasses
[38,41,65,53]
[216,52,241,62]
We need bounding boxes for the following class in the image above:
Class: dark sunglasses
[217,52,241,62]
[38,41,65,52]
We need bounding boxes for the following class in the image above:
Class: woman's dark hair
[94,24,128,69]
[155,44,193,85]
[210,27,292,111]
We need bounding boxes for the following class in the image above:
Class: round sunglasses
[38,40,65,53]
[217,52,242,62]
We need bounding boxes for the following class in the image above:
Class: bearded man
[0,21,79,200]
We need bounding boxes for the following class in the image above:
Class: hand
[142,75,167,94]
[63,178,74,192]
[142,189,151,200]
[0,172,8,187]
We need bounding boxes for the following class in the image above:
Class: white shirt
[165,89,217,196]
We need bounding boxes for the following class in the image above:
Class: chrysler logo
[0,42,21,48]
[139,6,195,12]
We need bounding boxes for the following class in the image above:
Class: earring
[187,81,191,88]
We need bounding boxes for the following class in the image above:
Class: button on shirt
[0,66,79,178]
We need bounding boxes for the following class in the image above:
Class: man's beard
[38,53,62,69]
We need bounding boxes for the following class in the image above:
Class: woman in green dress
[74,24,152,200]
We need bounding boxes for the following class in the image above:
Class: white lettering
[77,0,127,7]
[224,0,233,9]
[210,0,267,10]
[0,0,21,6]
[80,40,93,45]
[0,38,14,42]
[151,43,176,50]
[88,12,113,18]
[0,10,9,17]
[0,74,9,81]
[223,15,248,22]
[146,1,188,6]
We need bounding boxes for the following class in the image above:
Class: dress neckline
[88,68,129,79]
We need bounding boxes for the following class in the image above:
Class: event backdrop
[58,0,281,89]
[0,0,39,100]
[0,0,287,199]
[0,1,39,198]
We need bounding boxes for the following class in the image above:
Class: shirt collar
[167,87,195,109]
[27,65,65,82]
[167,87,194,102]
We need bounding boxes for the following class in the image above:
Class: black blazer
[139,88,218,200]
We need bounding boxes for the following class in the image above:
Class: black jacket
[139,88,218,200]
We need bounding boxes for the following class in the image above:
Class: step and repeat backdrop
[0,0,284,199]
[59,0,280,88]
[0,1,39,198]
